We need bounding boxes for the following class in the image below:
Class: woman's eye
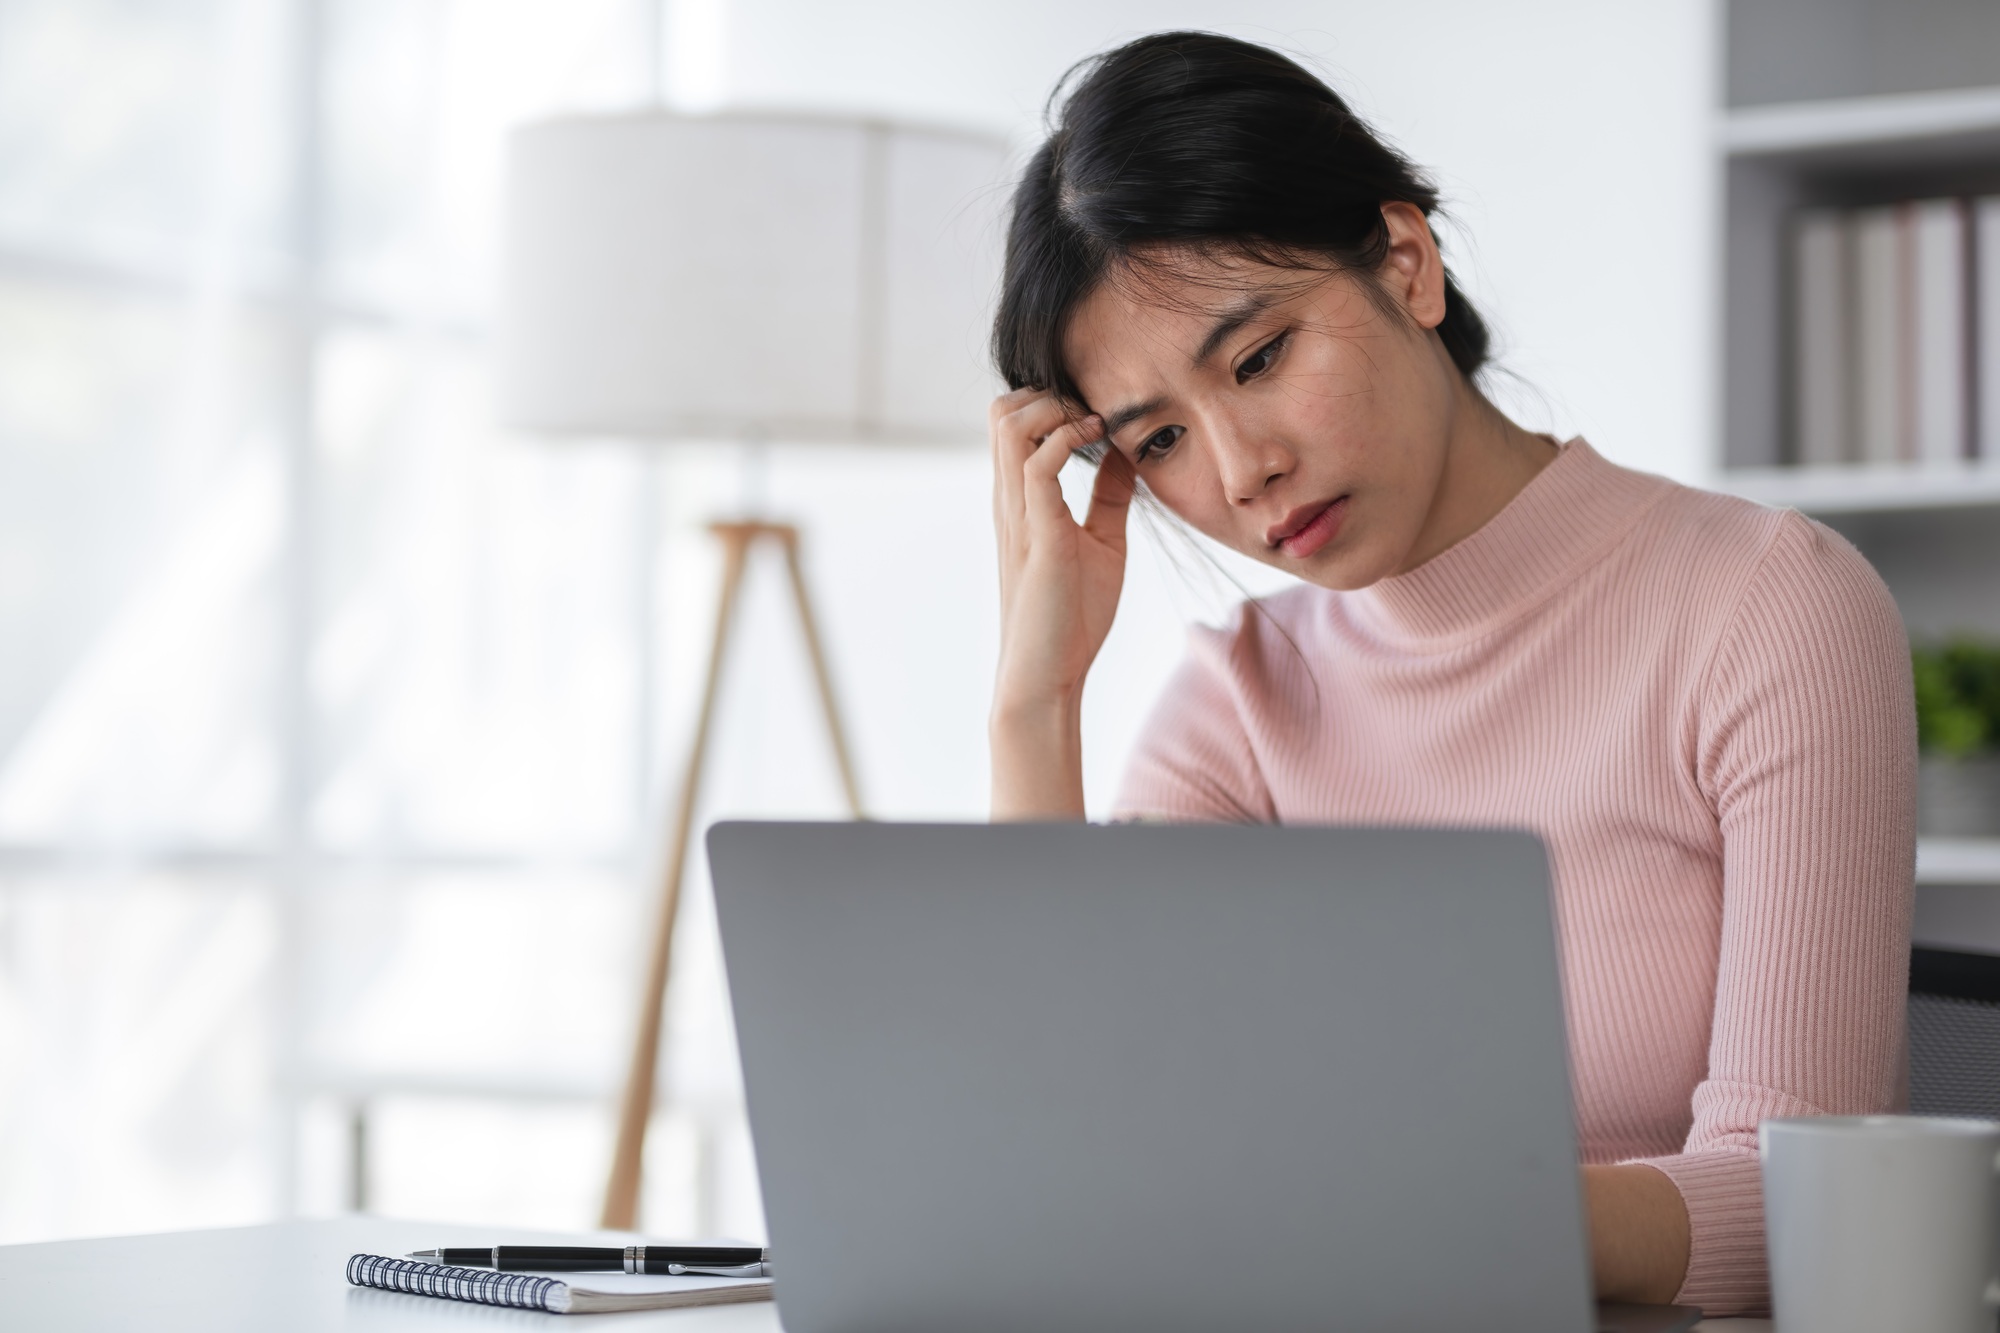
[1236,331,1290,383]
[1135,425,1183,461]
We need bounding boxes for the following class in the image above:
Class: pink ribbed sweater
[1113,440,1915,1315]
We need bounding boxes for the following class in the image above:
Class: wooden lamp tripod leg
[776,528,865,820]
[599,521,867,1231]
[600,525,755,1231]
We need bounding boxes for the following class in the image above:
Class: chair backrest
[1909,946,2000,1118]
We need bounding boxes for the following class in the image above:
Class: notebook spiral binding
[346,1253,560,1311]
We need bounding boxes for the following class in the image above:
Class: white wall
[661,0,1721,822]
[705,0,1720,483]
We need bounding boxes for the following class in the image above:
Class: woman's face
[1062,204,1466,591]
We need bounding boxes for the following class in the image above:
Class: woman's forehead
[1066,277,1209,377]
[1065,256,1349,390]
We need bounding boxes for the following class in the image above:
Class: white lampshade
[500,110,1012,445]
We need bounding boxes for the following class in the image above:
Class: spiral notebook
[346,1254,775,1314]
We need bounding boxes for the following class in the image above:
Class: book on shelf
[1788,195,1979,469]
[1792,208,1850,467]
[1911,197,1968,466]
[1851,204,1902,464]
[1979,197,2000,462]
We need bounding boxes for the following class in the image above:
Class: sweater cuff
[1628,1148,1767,1317]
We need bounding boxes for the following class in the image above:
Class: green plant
[1913,639,2000,758]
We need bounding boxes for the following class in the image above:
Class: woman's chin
[1287,539,1402,593]
[1213,522,1398,593]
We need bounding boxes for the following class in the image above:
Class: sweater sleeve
[1632,511,1916,1315]
[1112,609,1279,824]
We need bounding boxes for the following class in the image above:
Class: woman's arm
[1629,511,1915,1315]
[988,388,1136,820]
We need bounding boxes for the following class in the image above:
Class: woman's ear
[1377,201,1447,331]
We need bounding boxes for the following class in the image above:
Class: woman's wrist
[990,692,1087,821]
[1582,1163,1691,1304]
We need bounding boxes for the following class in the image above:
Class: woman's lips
[1276,497,1348,560]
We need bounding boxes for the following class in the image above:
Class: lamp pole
[601,520,863,1230]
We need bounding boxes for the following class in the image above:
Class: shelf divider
[1918,838,2000,885]
[1725,84,2000,157]
[1718,461,2000,515]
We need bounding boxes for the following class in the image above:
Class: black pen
[407,1245,770,1276]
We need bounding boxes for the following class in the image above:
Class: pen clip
[666,1262,770,1278]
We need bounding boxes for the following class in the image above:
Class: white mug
[1761,1115,2000,1333]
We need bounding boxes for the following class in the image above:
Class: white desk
[0,1219,1768,1330]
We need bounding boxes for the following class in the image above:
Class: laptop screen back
[709,821,1593,1333]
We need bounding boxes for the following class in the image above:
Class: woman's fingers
[1083,446,1137,549]
[991,390,1064,472]
[990,392,1068,536]
[988,385,1042,422]
[991,390,1106,563]
[990,387,1042,521]
[986,389,1128,714]
[1021,414,1103,531]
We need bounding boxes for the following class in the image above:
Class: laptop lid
[709,821,1595,1333]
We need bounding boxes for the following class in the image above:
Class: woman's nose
[1212,428,1292,505]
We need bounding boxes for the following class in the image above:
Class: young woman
[987,33,1914,1316]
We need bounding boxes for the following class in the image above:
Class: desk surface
[0,1219,1768,1331]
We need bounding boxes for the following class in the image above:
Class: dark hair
[992,31,1490,405]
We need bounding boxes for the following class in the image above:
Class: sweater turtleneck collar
[1345,438,1673,649]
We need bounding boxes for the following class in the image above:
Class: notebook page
[533,1270,774,1314]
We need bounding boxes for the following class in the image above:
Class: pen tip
[408,1250,436,1259]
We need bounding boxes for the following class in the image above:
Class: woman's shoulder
[1641,478,1893,620]
[1627,480,1905,708]
[1624,467,1792,569]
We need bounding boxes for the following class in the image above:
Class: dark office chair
[1909,946,2000,1118]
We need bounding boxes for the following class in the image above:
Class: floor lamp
[499,110,1010,1231]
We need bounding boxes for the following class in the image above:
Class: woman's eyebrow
[1192,292,1278,365]
[1099,396,1169,439]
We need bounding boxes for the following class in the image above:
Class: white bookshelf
[1716,81,2000,491]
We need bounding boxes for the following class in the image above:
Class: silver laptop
[708,821,1701,1333]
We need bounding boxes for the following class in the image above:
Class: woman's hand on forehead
[987,386,1136,821]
